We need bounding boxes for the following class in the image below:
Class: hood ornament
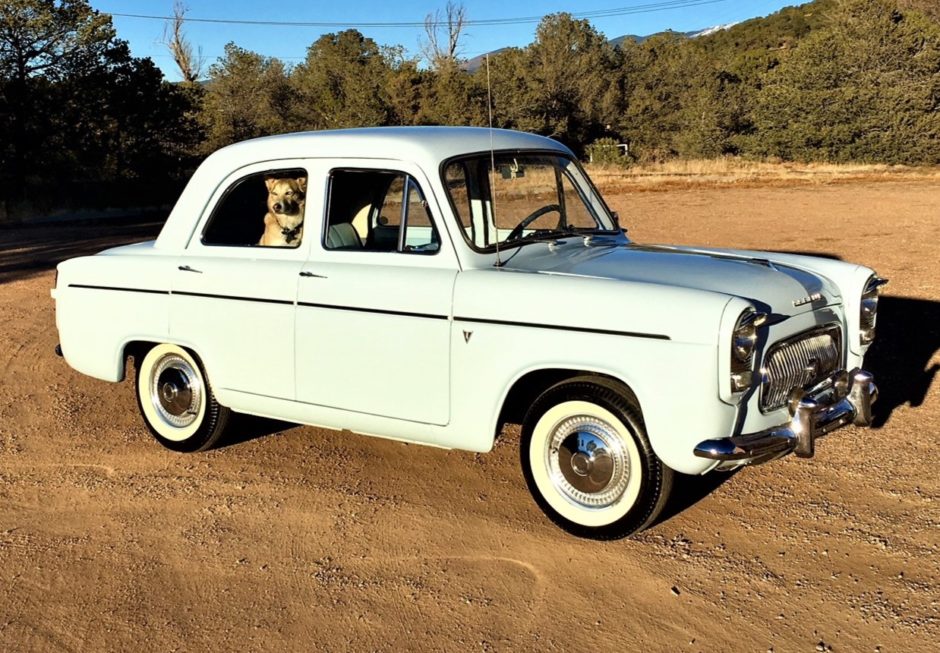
[793,292,823,307]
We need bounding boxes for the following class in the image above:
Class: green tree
[619,1,837,160]
[898,0,940,22]
[619,33,689,160]
[524,13,623,149]
[383,48,424,126]
[753,0,940,163]
[0,0,113,184]
[290,30,392,130]
[416,58,486,126]
[202,43,292,149]
[476,48,533,130]
[0,0,202,219]
[51,42,202,180]
[674,67,751,158]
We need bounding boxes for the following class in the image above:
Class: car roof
[210,126,569,167]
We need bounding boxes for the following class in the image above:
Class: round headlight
[733,328,757,362]
[732,311,766,363]
[730,310,768,393]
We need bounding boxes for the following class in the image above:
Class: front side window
[442,153,616,252]
[202,168,307,248]
[325,170,439,254]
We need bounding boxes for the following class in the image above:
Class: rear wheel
[135,344,230,452]
[520,377,673,539]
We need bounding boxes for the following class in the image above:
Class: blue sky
[90,0,802,81]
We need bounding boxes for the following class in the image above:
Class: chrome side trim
[452,316,670,341]
[694,369,877,462]
[69,283,169,295]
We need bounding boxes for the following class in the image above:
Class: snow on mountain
[688,22,740,38]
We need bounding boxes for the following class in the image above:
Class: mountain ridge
[465,23,737,72]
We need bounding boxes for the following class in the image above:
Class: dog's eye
[285,190,293,196]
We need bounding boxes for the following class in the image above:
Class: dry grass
[586,158,940,193]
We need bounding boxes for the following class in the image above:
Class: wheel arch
[496,367,642,438]
[120,339,204,381]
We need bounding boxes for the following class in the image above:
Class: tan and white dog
[258,176,307,247]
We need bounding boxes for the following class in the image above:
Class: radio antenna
[486,53,501,268]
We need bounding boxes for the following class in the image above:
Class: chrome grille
[760,326,842,412]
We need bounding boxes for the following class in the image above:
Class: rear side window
[324,169,440,254]
[202,168,307,248]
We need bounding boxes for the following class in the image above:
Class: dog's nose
[273,203,282,212]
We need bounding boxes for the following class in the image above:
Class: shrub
[586,138,629,166]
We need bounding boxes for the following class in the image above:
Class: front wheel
[135,344,230,452]
[520,378,673,539]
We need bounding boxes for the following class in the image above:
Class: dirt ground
[0,181,937,652]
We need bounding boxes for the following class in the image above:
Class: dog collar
[280,221,303,244]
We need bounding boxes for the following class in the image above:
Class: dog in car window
[258,175,307,247]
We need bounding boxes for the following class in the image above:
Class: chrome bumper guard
[694,369,877,462]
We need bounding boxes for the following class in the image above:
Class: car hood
[504,241,840,316]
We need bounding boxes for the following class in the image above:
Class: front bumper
[694,369,877,463]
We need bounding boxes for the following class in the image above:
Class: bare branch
[161,1,203,83]
[421,1,466,69]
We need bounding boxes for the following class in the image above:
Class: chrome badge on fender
[793,292,823,307]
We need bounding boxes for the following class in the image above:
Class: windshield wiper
[502,225,621,252]
[565,225,622,235]
[509,228,572,245]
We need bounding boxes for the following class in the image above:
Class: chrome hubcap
[547,415,630,508]
[150,354,202,429]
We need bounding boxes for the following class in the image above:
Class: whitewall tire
[135,344,230,452]
[520,377,673,539]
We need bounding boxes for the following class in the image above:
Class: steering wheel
[504,204,562,242]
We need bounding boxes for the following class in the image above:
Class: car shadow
[651,468,741,528]
[216,414,301,449]
[865,296,940,428]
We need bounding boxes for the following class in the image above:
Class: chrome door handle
[178,265,202,273]
[299,271,327,278]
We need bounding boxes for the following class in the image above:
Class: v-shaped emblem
[463,330,473,343]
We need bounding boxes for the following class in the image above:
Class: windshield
[443,152,617,251]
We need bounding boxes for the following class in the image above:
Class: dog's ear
[264,176,278,192]
[295,176,307,193]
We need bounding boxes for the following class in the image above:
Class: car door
[294,162,457,425]
[169,161,312,400]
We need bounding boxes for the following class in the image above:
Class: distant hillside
[609,23,738,47]
[466,23,739,71]
[693,1,831,53]
[464,48,512,73]
[464,0,843,72]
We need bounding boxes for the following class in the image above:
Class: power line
[109,0,730,29]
